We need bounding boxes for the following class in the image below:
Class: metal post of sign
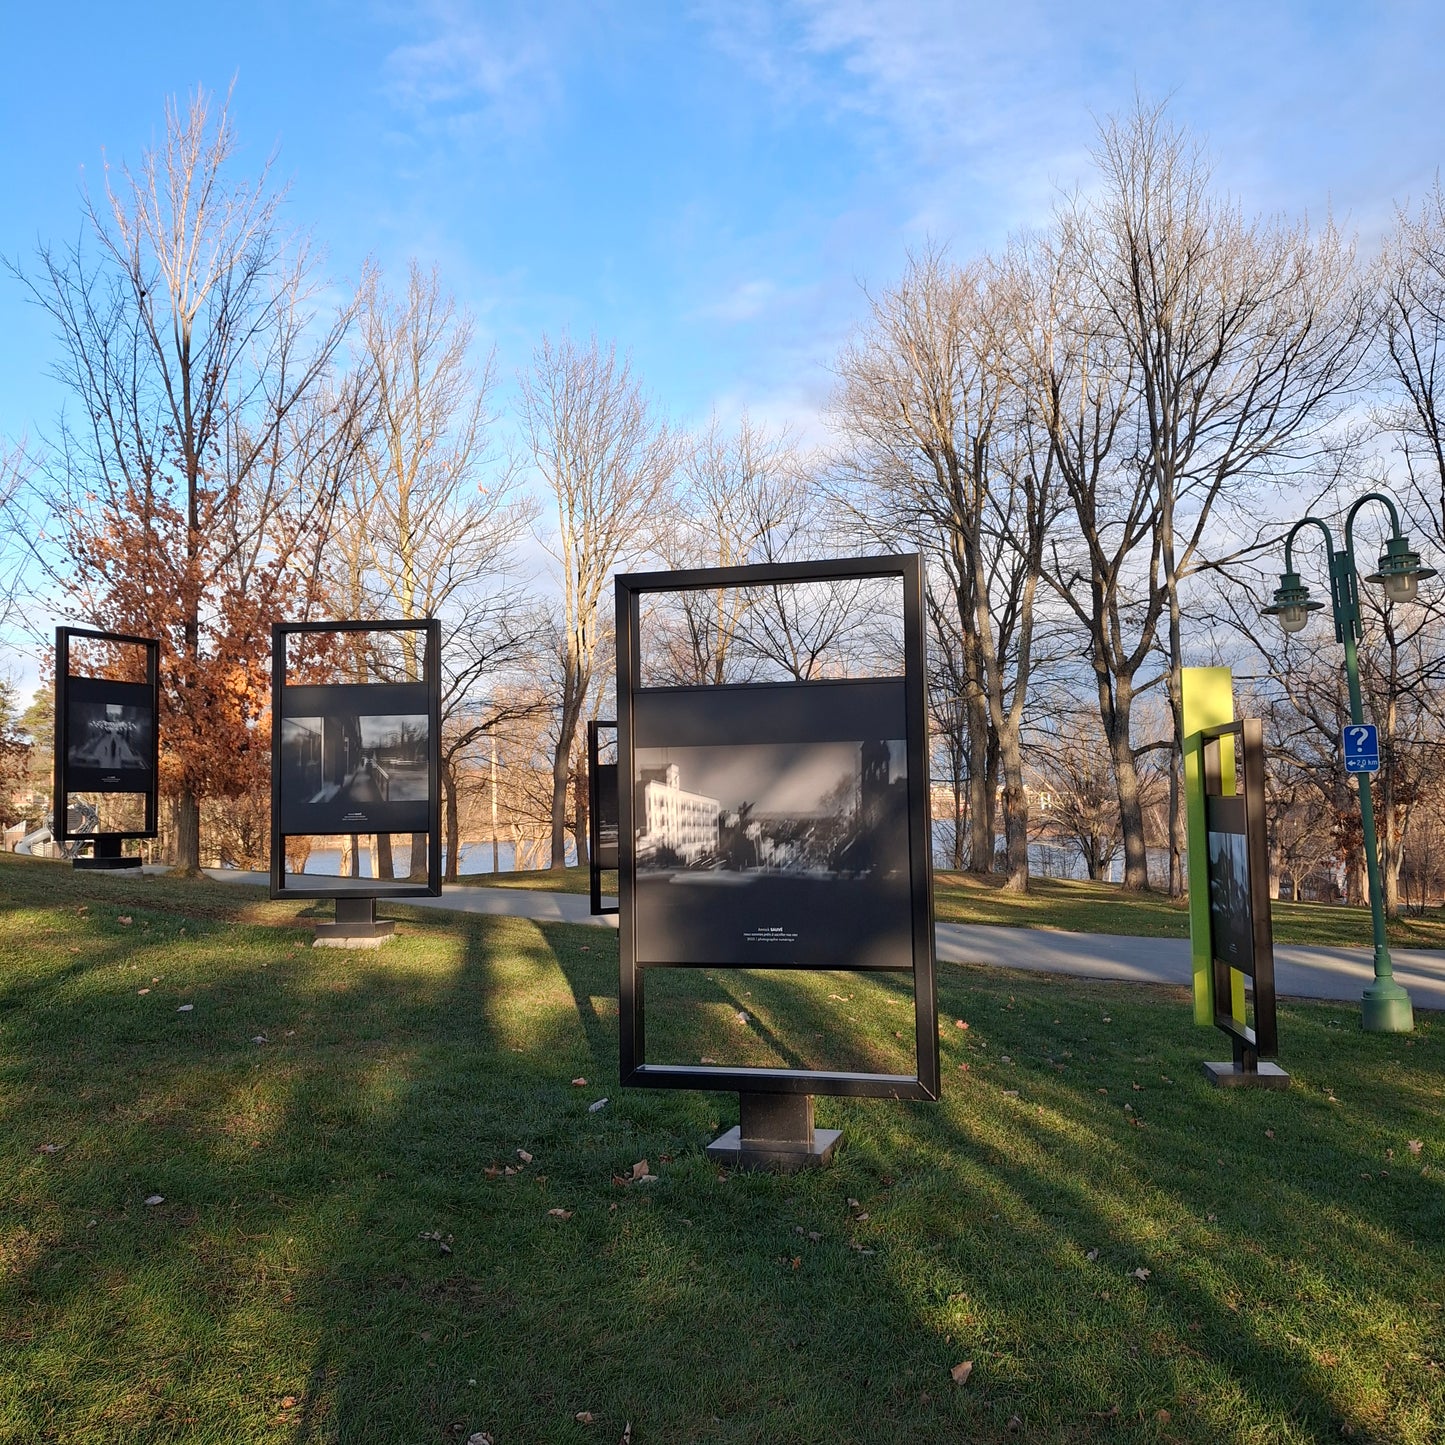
[1261,491,1431,1032]
[615,554,938,1172]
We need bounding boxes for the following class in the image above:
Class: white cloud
[379,0,567,139]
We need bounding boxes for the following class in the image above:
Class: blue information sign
[1342,724,1380,774]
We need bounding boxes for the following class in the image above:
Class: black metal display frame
[1201,718,1287,1087]
[269,618,442,903]
[615,554,939,1119]
[587,719,618,917]
[54,626,160,868]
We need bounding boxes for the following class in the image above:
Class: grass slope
[457,863,1445,949]
[0,852,1442,1444]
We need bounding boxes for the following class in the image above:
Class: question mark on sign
[1349,726,1369,746]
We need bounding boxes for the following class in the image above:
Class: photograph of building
[632,738,912,969]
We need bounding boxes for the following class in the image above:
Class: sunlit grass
[0,851,1442,1443]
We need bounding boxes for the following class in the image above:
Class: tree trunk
[1100,678,1150,890]
[408,832,428,882]
[375,833,395,880]
[175,787,201,872]
[999,749,1029,890]
[1167,748,1184,898]
[572,763,589,869]
[443,761,460,884]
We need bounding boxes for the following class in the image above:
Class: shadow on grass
[0,858,1442,1442]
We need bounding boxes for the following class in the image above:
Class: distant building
[637,762,720,865]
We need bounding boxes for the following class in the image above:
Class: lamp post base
[1361,979,1414,1033]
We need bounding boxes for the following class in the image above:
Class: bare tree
[337,261,539,880]
[652,413,815,685]
[833,245,1055,883]
[1080,101,1368,894]
[12,86,356,870]
[0,440,33,651]
[1378,177,1445,540]
[519,334,675,868]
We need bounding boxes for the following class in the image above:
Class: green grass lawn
[2,851,1443,1444]
[456,862,1445,950]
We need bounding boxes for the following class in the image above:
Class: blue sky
[2,0,1442,460]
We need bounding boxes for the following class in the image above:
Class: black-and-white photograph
[1208,828,1254,971]
[633,738,912,969]
[279,711,431,834]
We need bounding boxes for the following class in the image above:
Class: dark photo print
[279,712,431,834]
[1208,828,1254,971]
[64,692,153,791]
[633,739,913,969]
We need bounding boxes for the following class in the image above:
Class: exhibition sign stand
[270,619,442,943]
[587,719,618,917]
[53,626,160,869]
[1199,718,1289,1089]
[615,555,939,1171]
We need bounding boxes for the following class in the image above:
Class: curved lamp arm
[1343,491,1403,561]
[1281,514,1337,574]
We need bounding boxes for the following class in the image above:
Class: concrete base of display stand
[705,1093,840,1173]
[1203,1059,1290,1089]
[313,896,396,949]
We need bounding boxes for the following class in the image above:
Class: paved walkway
[192,871,1445,1010]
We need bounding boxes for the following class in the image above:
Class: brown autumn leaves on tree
[16,88,356,870]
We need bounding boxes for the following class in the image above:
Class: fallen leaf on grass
[484,1165,500,1180]
[177,1004,193,1013]
[955,1020,969,1030]
[467,1434,494,1445]
[950,1359,973,1385]
[547,1208,574,1220]
[1131,1267,1151,1282]
[1007,1416,1022,1432]
[1085,1248,1099,1262]
[847,1198,860,1209]
[517,1148,533,1164]
[1002,1089,1020,1098]
[571,1077,587,1087]
[631,1160,650,1181]
[588,1098,609,1113]
[1408,1139,1424,1155]
[137,988,150,995]
[575,1411,594,1424]
[38,1143,63,1154]
[144,1195,164,1206]
[700,1056,718,1064]
[251,1035,268,1045]
[280,1396,297,1409]
[1265,1128,1275,1140]
[1155,1409,1172,1423]
[117,916,132,925]
[620,1424,632,1444]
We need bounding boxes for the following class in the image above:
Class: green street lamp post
[1263,491,1435,1033]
